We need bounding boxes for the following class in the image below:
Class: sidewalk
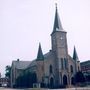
[27,87,90,90]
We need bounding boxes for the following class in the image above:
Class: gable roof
[12,60,31,70]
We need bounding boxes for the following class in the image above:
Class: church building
[11,5,81,88]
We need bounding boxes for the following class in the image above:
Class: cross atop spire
[73,46,79,61]
[36,43,44,61]
[52,4,63,34]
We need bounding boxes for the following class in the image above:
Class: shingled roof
[12,60,31,70]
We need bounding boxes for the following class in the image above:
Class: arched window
[78,66,79,71]
[70,65,73,73]
[61,58,63,69]
[49,65,53,74]
[64,58,67,69]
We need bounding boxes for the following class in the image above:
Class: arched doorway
[63,75,67,86]
[71,77,75,85]
[50,77,54,88]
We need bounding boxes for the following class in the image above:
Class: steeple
[36,43,44,60]
[52,4,63,34]
[73,46,79,61]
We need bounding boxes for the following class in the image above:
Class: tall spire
[37,43,44,61]
[73,46,79,61]
[52,3,63,33]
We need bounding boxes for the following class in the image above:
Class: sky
[0,0,90,76]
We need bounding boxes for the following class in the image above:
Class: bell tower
[51,4,69,85]
[51,4,68,62]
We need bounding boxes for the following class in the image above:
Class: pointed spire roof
[73,46,79,61]
[52,4,63,33]
[37,43,44,61]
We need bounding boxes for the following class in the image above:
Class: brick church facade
[11,5,81,88]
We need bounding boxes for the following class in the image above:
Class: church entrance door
[50,77,54,88]
[71,77,75,85]
[63,75,67,86]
